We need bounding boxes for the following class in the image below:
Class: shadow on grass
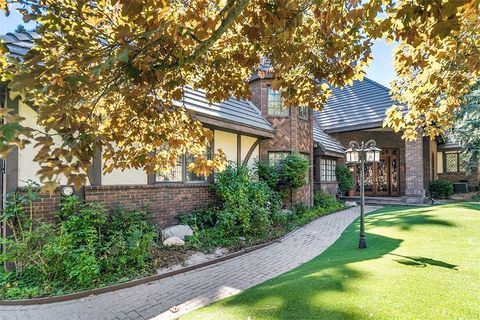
[213,228,403,320]
[389,253,458,270]
[366,207,456,230]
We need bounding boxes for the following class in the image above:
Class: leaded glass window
[298,106,308,120]
[267,88,289,116]
[445,152,459,173]
[320,158,337,182]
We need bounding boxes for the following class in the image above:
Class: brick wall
[249,79,313,205]
[85,184,219,226]
[404,134,425,198]
[26,184,218,227]
[438,172,480,188]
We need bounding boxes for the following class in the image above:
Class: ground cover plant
[181,203,480,320]
[0,182,165,300]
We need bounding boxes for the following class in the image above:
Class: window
[268,152,289,167]
[268,87,289,116]
[298,106,308,120]
[156,145,211,183]
[320,158,337,182]
[444,151,465,173]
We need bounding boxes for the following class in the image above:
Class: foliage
[451,81,480,172]
[335,165,354,194]
[254,160,280,191]
[214,164,280,237]
[0,193,158,299]
[277,154,309,192]
[0,1,477,187]
[314,190,344,211]
[429,179,454,199]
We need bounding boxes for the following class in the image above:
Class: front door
[351,149,400,196]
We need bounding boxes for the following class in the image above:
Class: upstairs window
[298,106,309,120]
[268,88,289,117]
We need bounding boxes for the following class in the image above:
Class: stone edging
[0,239,281,306]
[0,206,353,306]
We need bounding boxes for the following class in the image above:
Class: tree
[451,81,480,172]
[0,0,478,189]
[13,24,26,33]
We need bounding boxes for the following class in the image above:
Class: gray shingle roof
[0,32,39,59]
[314,78,395,133]
[174,87,274,134]
[312,123,345,155]
[0,32,274,136]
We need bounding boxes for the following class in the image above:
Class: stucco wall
[214,130,237,164]
[241,135,259,168]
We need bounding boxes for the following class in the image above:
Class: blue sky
[0,10,397,88]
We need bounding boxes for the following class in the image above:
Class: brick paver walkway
[0,206,379,320]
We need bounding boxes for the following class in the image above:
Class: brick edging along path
[0,206,380,320]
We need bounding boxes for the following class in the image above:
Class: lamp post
[345,140,381,249]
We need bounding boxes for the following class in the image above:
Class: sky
[0,9,397,88]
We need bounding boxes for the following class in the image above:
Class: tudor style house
[1,32,478,226]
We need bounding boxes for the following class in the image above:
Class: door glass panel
[377,159,388,192]
[391,158,398,193]
[364,162,374,192]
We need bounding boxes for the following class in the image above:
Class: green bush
[314,190,344,211]
[336,165,354,194]
[278,153,309,191]
[254,160,280,191]
[0,192,158,299]
[429,179,454,199]
[214,164,279,237]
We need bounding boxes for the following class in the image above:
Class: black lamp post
[345,140,381,249]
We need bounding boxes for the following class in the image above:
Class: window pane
[269,152,289,167]
[299,106,308,119]
[185,143,212,182]
[157,158,183,182]
[268,88,289,116]
[320,158,337,182]
[446,152,458,172]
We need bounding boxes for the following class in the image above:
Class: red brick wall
[438,172,480,188]
[85,184,218,226]
[26,184,218,227]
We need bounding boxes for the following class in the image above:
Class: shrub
[336,165,354,194]
[277,153,309,191]
[214,164,280,237]
[0,193,158,299]
[254,160,280,190]
[429,179,454,199]
[314,190,344,211]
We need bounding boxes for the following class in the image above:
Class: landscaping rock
[163,236,185,246]
[345,201,358,207]
[162,225,193,240]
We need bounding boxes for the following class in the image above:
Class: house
[1,32,478,227]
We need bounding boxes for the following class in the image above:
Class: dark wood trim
[236,134,241,164]
[5,93,18,193]
[87,146,102,186]
[242,138,261,165]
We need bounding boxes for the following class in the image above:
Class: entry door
[351,149,399,196]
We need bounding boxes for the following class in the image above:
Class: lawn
[181,203,480,320]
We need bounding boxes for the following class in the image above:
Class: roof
[0,32,40,59]
[314,78,395,133]
[312,122,345,155]
[174,87,274,135]
[0,32,274,137]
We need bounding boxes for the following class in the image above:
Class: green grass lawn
[181,203,480,320]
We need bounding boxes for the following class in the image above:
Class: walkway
[0,206,379,320]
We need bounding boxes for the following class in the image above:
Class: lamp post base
[358,237,367,249]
